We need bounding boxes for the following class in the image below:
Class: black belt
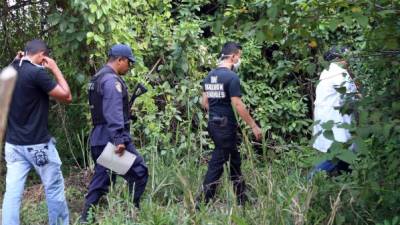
[210,116,228,126]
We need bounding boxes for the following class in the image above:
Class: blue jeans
[308,160,351,180]
[2,139,69,225]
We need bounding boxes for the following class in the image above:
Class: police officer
[199,42,262,205]
[80,44,148,223]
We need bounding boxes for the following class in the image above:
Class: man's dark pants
[201,120,246,204]
[83,141,148,214]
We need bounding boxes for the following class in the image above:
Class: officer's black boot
[237,192,248,207]
[233,177,247,206]
[79,204,94,224]
[128,173,148,210]
[79,207,89,224]
[194,192,206,211]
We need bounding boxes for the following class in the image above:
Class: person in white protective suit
[310,46,358,177]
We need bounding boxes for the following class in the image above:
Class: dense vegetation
[0,0,399,224]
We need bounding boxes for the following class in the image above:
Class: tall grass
[18,125,368,225]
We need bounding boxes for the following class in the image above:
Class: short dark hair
[107,55,128,63]
[24,39,49,56]
[220,42,242,59]
[107,55,119,62]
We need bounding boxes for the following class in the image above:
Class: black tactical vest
[88,66,130,126]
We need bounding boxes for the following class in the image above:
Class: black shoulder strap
[91,66,116,94]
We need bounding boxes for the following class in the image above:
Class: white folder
[96,142,136,175]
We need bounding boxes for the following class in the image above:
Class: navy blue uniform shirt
[6,59,57,145]
[202,67,242,125]
[89,66,131,146]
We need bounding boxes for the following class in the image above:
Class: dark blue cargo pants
[83,142,148,212]
[201,119,246,204]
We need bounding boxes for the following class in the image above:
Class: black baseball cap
[24,39,50,56]
[108,44,136,63]
[220,42,242,58]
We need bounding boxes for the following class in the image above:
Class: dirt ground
[0,168,93,224]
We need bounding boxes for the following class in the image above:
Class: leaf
[47,14,61,26]
[89,3,97,13]
[343,16,353,26]
[88,15,95,24]
[337,122,352,130]
[335,214,346,225]
[267,4,278,19]
[66,26,75,33]
[321,120,335,130]
[212,19,223,33]
[335,86,347,94]
[383,124,393,139]
[175,115,183,121]
[356,15,369,27]
[306,63,316,75]
[101,4,108,14]
[76,33,85,42]
[59,22,67,32]
[96,10,103,19]
[99,23,105,32]
[392,216,399,225]
[323,130,334,140]
[87,32,94,38]
[336,150,356,164]
[180,57,189,73]
[328,18,339,31]
[256,30,265,42]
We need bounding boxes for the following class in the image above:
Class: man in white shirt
[310,47,358,177]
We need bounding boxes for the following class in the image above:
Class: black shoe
[79,205,90,224]
[237,193,249,207]
[78,215,88,224]
[195,201,201,211]
[134,200,140,209]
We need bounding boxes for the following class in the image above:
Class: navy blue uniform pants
[84,142,148,210]
[201,120,246,204]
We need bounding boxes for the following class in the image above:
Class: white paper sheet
[96,142,136,175]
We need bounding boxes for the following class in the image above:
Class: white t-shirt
[313,63,357,152]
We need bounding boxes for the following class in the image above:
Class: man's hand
[45,56,72,103]
[15,51,24,60]
[201,92,209,111]
[252,124,262,141]
[42,56,60,73]
[231,97,262,140]
[115,144,126,156]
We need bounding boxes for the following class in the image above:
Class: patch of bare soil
[23,168,93,213]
